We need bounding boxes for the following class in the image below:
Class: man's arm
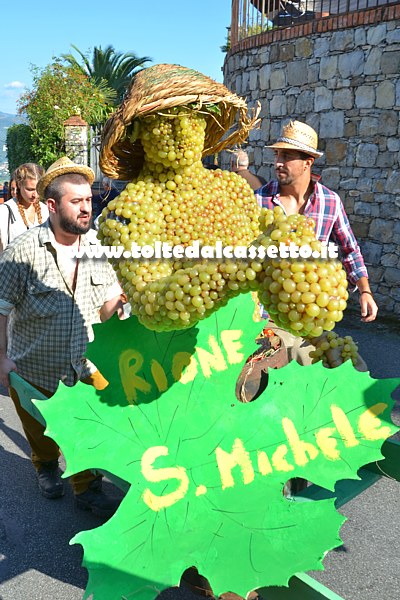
[0,314,17,387]
[330,195,377,322]
[356,276,378,323]
[98,276,125,322]
[99,294,125,322]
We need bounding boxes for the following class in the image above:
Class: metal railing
[230,0,397,46]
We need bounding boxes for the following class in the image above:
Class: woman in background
[0,163,49,252]
[2,181,9,201]
[92,176,119,220]
[7,175,17,201]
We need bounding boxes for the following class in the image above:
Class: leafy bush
[6,124,35,173]
[18,60,114,168]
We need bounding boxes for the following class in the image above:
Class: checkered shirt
[255,177,368,286]
[0,221,119,393]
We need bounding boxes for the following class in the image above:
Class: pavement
[0,309,399,600]
[309,309,400,600]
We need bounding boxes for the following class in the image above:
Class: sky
[0,0,232,115]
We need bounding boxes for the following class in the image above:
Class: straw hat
[266,120,323,158]
[99,63,260,180]
[37,157,95,197]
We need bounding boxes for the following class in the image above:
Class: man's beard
[276,170,293,186]
[59,210,91,235]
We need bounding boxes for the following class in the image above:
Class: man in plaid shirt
[0,157,124,517]
[252,121,377,372]
[256,120,378,320]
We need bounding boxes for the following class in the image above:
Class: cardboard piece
[33,294,399,599]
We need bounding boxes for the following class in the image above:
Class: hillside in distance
[0,111,24,180]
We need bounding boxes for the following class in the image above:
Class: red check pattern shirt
[255,176,368,287]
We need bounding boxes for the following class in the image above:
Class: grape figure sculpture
[99,64,349,342]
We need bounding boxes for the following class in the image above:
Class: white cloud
[4,81,25,89]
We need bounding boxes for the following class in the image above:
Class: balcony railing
[230,0,397,47]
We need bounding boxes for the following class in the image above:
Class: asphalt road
[0,309,399,600]
[308,310,400,600]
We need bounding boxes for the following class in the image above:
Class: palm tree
[62,45,152,104]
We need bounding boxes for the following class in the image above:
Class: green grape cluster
[256,207,348,338]
[140,108,206,169]
[100,180,165,247]
[113,259,261,330]
[309,332,360,368]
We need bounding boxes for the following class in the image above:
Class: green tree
[6,124,35,173]
[18,60,115,168]
[62,44,151,104]
[220,27,231,52]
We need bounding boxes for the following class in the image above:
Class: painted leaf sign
[34,294,398,600]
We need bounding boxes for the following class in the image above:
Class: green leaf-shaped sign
[34,295,398,599]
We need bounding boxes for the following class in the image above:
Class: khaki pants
[9,370,109,495]
[267,322,316,366]
[267,320,368,371]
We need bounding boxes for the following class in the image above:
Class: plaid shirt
[0,220,119,393]
[255,177,368,286]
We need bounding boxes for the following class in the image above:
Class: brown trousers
[9,370,109,495]
[267,321,368,371]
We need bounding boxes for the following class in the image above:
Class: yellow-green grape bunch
[140,108,205,171]
[98,107,262,330]
[114,259,261,330]
[256,206,349,338]
[309,332,360,368]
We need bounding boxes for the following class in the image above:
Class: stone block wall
[222,9,400,316]
[64,115,88,166]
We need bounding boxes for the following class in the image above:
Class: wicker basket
[100,64,260,180]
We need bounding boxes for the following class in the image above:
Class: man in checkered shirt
[249,121,377,379]
[0,157,125,517]
[257,120,377,314]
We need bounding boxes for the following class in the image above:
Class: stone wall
[222,11,400,316]
[64,115,88,166]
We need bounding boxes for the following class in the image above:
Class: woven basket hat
[37,157,95,197]
[266,120,323,158]
[100,63,260,180]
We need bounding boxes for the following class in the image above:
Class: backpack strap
[5,203,16,245]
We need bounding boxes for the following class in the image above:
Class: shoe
[283,477,308,497]
[37,460,64,499]
[75,480,122,518]
[236,331,288,403]
[180,566,214,598]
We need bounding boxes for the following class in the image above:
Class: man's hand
[356,277,378,323]
[99,294,125,322]
[359,291,378,322]
[0,355,17,388]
